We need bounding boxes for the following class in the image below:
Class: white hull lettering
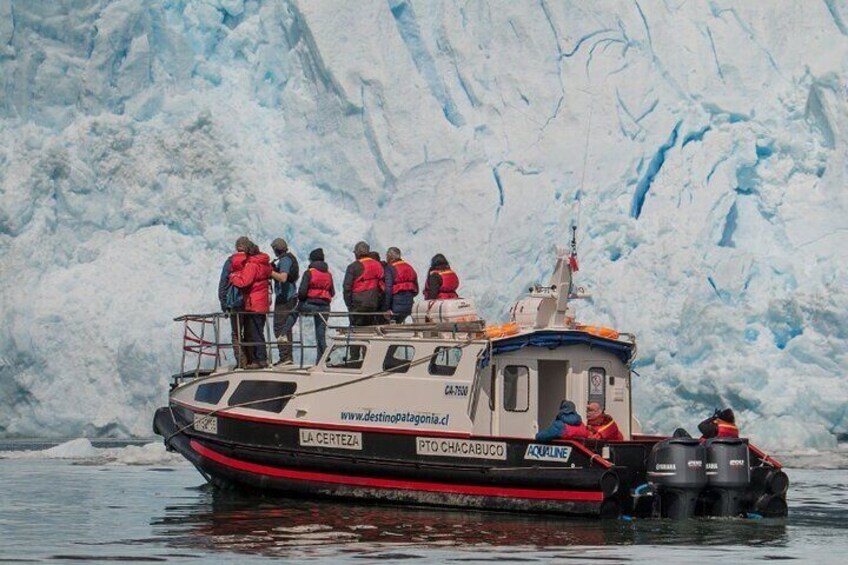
[416,438,507,460]
[299,429,363,451]
[524,444,572,462]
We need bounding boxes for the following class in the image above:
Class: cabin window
[488,365,496,412]
[325,345,367,370]
[504,365,529,412]
[228,381,297,413]
[588,367,606,410]
[383,345,415,373]
[429,346,463,376]
[194,381,228,404]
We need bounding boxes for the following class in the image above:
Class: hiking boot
[245,362,265,370]
[274,358,294,367]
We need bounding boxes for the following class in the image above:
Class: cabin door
[494,360,536,438]
[537,360,570,431]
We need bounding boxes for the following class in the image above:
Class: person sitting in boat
[343,241,385,327]
[586,402,624,441]
[698,408,739,439]
[535,400,589,441]
[297,248,335,361]
[383,246,419,323]
[423,254,460,300]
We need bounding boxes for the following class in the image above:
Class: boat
[153,247,788,519]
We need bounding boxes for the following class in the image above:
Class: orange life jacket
[351,257,385,293]
[716,419,739,438]
[306,268,334,302]
[426,269,459,299]
[390,260,418,294]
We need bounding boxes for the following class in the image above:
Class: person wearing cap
[586,402,624,441]
[342,241,385,326]
[535,400,589,441]
[423,254,460,300]
[297,248,335,361]
[698,408,740,439]
[269,238,299,365]
[218,236,252,368]
[383,247,419,323]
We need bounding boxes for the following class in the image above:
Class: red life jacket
[306,268,334,302]
[588,415,624,441]
[390,260,418,295]
[351,257,385,293]
[716,419,739,438]
[561,422,589,439]
[428,269,459,299]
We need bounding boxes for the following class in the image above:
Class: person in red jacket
[229,242,272,369]
[586,402,624,441]
[383,247,419,323]
[342,241,385,326]
[423,254,459,300]
[218,236,252,368]
[297,248,335,361]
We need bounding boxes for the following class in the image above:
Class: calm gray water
[1,453,847,564]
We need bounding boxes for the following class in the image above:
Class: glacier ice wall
[0,0,846,449]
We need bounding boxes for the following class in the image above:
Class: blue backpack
[224,284,244,310]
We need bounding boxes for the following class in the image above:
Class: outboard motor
[647,438,706,519]
[704,437,750,517]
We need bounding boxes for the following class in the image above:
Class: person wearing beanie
[217,236,252,368]
[535,400,589,441]
[269,238,300,366]
[423,253,460,300]
[342,241,385,326]
[698,407,740,439]
[297,248,335,361]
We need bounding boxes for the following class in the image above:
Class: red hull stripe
[190,440,604,503]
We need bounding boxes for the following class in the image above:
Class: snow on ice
[0,1,846,450]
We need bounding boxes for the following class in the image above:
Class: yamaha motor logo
[687,460,703,468]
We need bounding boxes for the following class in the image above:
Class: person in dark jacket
[535,400,589,441]
[229,242,272,369]
[298,248,335,361]
[698,408,739,439]
[218,236,251,368]
[269,238,299,365]
[343,241,385,326]
[423,254,460,300]
[383,247,418,323]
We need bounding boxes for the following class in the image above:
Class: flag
[569,253,579,272]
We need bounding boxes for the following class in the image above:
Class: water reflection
[152,488,789,560]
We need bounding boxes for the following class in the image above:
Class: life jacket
[390,260,418,295]
[561,422,589,440]
[430,269,459,299]
[716,419,739,438]
[306,268,334,302]
[588,415,624,441]
[351,257,385,293]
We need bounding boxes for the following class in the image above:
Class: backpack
[273,252,300,297]
[224,284,244,310]
[284,252,299,285]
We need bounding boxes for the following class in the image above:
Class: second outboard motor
[647,438,706,519]
[704,437,750,517]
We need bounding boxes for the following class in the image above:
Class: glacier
[0,0,846,450]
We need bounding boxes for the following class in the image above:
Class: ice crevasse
[0,0,846,450]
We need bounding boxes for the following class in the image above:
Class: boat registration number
[193,413,218,435]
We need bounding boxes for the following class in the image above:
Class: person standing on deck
[423,254,460,300]
[218,236,252,368]
[298,248,335,361]
[343,241,384,326]
[383,247,419,323]
[269,238,299,366]
[229,242,272,369]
